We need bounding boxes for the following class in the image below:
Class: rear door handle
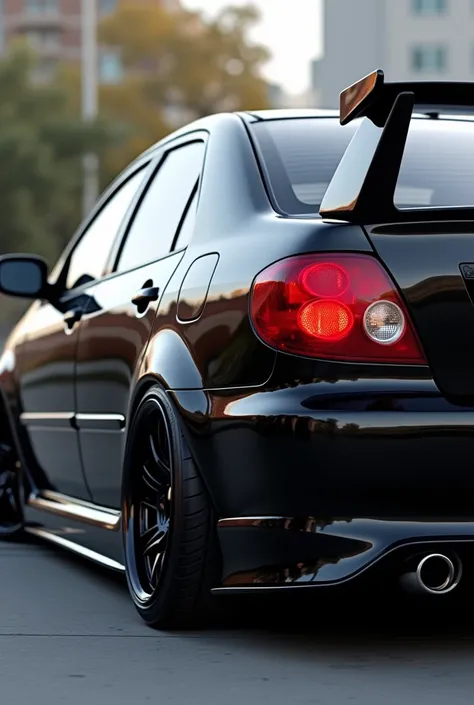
[132,285,160,311]
[64,308,83,330]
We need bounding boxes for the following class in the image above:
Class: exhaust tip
[400,552,462,595]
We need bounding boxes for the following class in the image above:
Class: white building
[313,0,474,108]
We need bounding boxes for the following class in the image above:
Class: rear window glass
[250,116,474,215]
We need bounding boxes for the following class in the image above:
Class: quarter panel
[140,113,374,392]
[365,222,474,403]
[172,377,474,520]
[148,219,374,391]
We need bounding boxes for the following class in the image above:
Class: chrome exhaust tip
[399,552,462,595]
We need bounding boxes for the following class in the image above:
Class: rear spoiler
[319,69,474,224]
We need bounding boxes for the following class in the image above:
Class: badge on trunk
[460,264,474,280]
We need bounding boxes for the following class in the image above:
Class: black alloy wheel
[133,408,172,598]
[122,386,220,629]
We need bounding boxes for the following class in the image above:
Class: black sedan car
[1,69,474,627]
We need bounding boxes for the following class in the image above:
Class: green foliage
[0,5,271,327]
[100,2,270,119]
[59,2,271,198]
[0,44,118,262]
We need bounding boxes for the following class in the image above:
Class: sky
[181,0,323,95]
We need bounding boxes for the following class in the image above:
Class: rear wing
[319,69,474,224]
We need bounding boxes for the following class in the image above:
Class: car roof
[241,108,474,123]
[132,107,474,172]
[241,109,340,122]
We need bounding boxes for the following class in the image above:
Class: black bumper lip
[214,516,474,592]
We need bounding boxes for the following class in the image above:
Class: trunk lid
[366,221,474,402]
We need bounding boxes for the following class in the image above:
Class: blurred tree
[0,43,118,262]
[59,63,168,187]
[59,2,270,189]
[100,2,270,118]
[62,1,270,182]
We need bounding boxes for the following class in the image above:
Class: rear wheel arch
[125,377,217,511]
[127,375,162,426]
[121,383,221,627]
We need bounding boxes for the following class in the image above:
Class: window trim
[50,128,208,301]
[111,133,208,275]
[171,179,200,252]
[52,157,154,298]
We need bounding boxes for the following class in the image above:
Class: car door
[74,136,207,508]
[16,166,147,500]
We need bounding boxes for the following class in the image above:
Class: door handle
[64,308,83,330]
[132,285,160,312]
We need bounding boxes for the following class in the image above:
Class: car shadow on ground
[34,535,474,653]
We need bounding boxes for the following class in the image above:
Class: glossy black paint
[367,222,474,402]
[74,250,186,507]
[1,110,474,593]
[176,254,219,322]
[171,378,474,518]
[14,297,90,499]
[320,95,414,223]
[24,502,124,566]
[217,518,474,590]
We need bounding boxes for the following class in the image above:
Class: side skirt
[25,526,125,573]
[24,490,125,571]
[28,490,121,531]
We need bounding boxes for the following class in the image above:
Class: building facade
[313,0,474,108]
[0,0,178,83]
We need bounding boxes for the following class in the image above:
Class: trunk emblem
[461,264,474,280]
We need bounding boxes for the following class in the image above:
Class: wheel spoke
[149,551,164,589]
[141,523,167,556]
[130,404,173,598]
[142,463,160,497]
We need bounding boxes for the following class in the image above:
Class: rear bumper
[174,378,474,590]
[215,517,474,591]
[189,379,474,516]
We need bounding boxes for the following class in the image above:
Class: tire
[0,441,24,539]
[122,386,221,629]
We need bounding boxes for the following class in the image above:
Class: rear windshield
[250,116,474,216]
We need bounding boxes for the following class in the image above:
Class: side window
[65,169,146,290]
[116,141,205,273]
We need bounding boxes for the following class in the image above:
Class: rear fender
[127,327,219,505]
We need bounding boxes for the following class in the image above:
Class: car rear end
[213,80,474,595]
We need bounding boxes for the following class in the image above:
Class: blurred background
[0,0,473,339]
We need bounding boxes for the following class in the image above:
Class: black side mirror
[0,254,50,300]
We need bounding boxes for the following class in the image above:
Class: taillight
[250,253,426,364]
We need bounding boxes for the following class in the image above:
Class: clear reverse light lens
[363,300,405,345]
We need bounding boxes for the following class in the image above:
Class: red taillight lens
[300,262,350,298]
[298,300,354,341]
[250,253,427,364]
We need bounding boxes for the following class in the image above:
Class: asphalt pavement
[1,536,474,704]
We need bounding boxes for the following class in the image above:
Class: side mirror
[0,254,49,300]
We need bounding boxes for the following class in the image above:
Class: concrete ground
[1,536,474,704]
